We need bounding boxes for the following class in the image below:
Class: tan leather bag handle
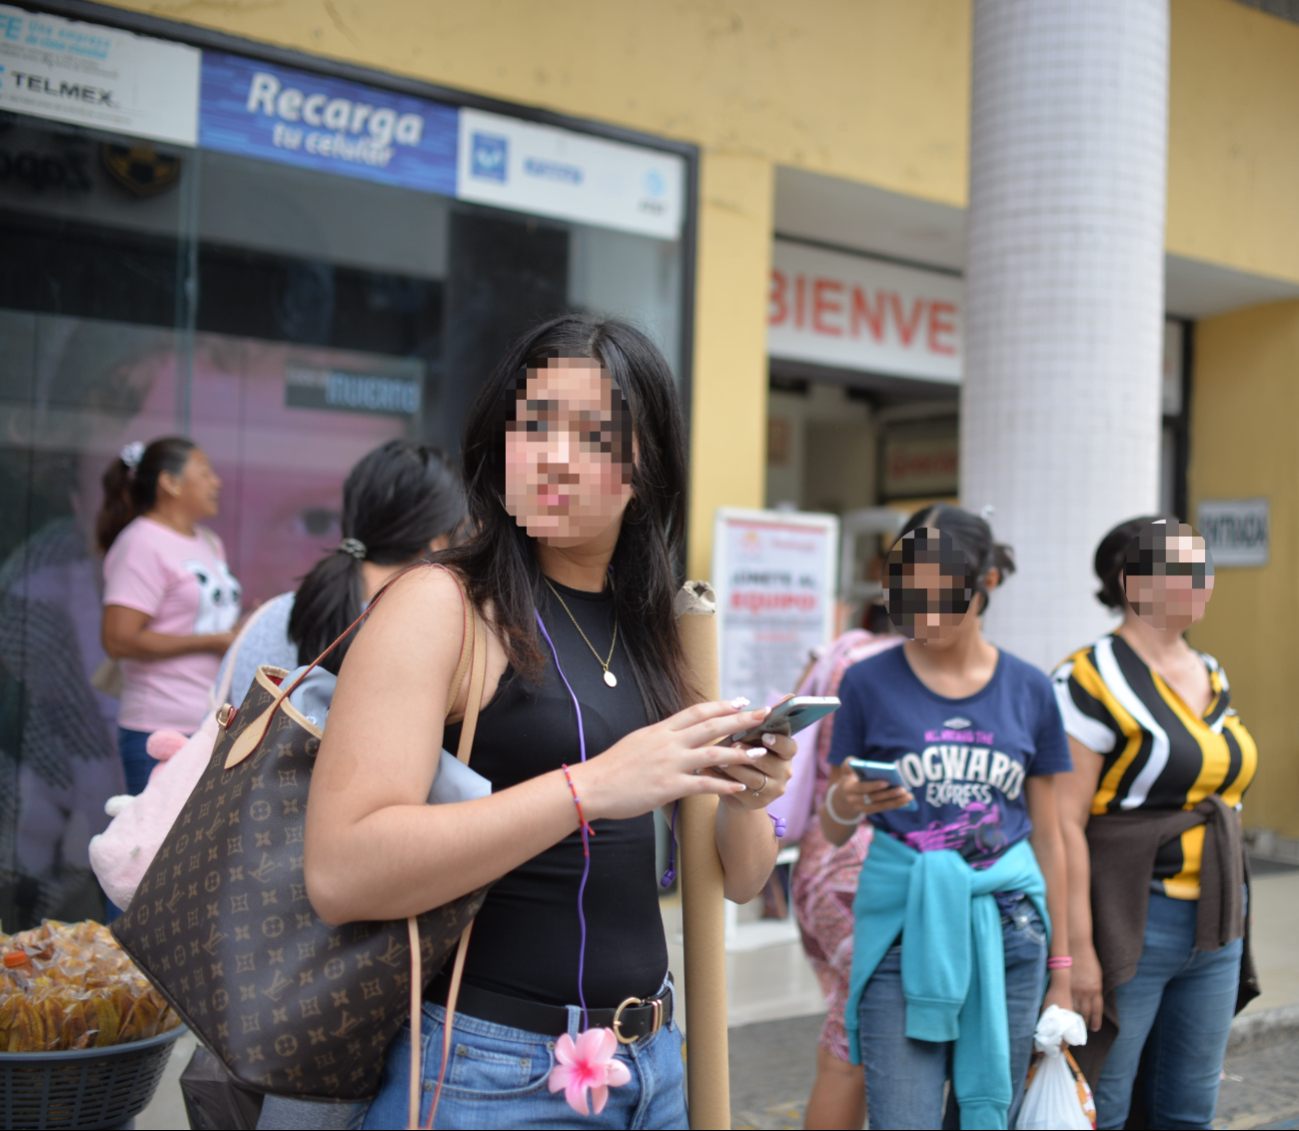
[407,576,488,1128]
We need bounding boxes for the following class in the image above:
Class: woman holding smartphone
[305,316,795,1130]
[820,505,1073,1131]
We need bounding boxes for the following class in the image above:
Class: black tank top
[440,580,669,1008]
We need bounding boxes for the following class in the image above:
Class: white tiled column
[962,0,1169,671]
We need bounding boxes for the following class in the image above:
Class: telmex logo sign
[767,240,964,383]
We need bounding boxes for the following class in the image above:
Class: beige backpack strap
[408,574,489,1129]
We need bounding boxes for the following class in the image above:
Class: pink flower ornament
[548,1026,631,1116]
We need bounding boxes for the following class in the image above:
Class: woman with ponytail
[821,504,1073,1130]
[99,437,242,794]
[217,439,467,710]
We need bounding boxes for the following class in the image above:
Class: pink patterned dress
[790,630,904,1061]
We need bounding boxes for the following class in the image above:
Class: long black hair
[896,503,1016,612]
[96,436,196,552]
[440,314,693,720]
[289,440,466,673]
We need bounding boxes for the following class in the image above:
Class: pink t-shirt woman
[103,516,240,732]
[98,438,241,797]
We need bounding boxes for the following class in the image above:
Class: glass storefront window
[0,13,693,928]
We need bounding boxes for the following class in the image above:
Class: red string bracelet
[1046,956,1073,970]
[561,764,594,848]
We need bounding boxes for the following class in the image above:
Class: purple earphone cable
[537,603,790,1026]
[535,609,594,1030]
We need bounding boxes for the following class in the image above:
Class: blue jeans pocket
[448,1041,551,1094]
[1003,898,1047,947]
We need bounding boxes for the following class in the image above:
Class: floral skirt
[790,817,873,1062]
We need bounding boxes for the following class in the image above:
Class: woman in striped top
[1054,517,1257,1131]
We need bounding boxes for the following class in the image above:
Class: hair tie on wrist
[1047,956,1073,970]
[338,538,367,560]
[119,441,144,471]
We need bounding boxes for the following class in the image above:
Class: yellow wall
[1168,0,1299,285]
[687,153,773,580]
[1188,302,1299,839]
[103,0,973,204]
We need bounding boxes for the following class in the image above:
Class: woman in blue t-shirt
[820,505,1073,1131]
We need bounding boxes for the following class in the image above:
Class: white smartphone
[730,695,840,745]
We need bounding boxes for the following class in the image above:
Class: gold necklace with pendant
[543,577,620,688]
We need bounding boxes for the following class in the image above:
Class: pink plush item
[89,711,220,910]
[145,730,188,762]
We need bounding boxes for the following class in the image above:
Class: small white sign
[768,240,963,383]
[456,107,685,240]
[1197,497,1269,568]
[0,6,200,146]
[712,509,839,706]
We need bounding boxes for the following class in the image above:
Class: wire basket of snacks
[0,919,184,1129]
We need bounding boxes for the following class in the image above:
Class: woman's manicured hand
[709,731,798,811]
[571,700,774,821]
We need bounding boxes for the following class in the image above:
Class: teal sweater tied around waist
[845,833,1049,1131]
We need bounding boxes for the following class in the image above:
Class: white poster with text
[713,509,839,706]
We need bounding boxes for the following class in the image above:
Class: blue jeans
[1094,892,1242,1130]
[856,895,1046,1130]
[118,727,157,796]
[361,1000,688,1130]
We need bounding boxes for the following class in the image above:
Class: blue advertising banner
[199,50,458,196]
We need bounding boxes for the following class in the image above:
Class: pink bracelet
[1046,956,1073,970]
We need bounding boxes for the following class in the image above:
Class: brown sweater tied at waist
[1073,794,1259,1087]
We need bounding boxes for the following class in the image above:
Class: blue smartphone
[847,758,918,811]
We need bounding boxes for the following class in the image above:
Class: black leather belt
[427,974,673,1044]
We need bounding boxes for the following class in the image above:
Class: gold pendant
[603,670,618,688]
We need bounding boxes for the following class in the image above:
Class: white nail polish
[730,696,751,709]
[762,733,777,747]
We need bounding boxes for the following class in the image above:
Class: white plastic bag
[1015,1005,1096,1130]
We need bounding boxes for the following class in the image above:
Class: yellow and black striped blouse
[1052,634,1257,900]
